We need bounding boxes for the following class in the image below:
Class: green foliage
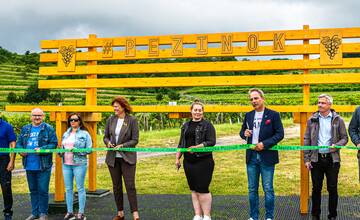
[168,91,180,101]
[49,92,63,104]
[1,113,30,135]
[129,96,136,102]
[7,92,18,103]
[155,93,163,101]
[23,82,50,103]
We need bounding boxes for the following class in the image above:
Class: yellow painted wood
[320,31,343,65]
[247,33,259,53]
[54,112,66,202]
[39,43,360,62]
[37,73,360,89]
[300,25,310,214]
[86,34,98,192]
[300,112,312,214]
[5,105,358,113]
[57,40,76,72]
[40,27,360,49]
[39,58,360,76]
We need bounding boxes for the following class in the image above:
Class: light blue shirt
[318,112,332,154]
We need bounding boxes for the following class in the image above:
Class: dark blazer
[178,119,216,157]
[103,114,139,166]
[240,108,284,165]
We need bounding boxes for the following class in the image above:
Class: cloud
[0,0,359,53]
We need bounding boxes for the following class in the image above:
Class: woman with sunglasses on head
[104,96,140,220]
[175,100,216,220]
[61,113,92,220]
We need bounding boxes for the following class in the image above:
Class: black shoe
[312,216,320,220]
[64,213,75,220]
[329,217,336,220]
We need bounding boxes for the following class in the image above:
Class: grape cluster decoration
[321,35,341,60]
[59,45,75,67]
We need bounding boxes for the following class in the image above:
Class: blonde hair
[190,99,204,110]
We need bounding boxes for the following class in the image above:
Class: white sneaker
[266,219,272,220]
[247,218,254,220]
[193,215,203,220]
[203,215,211,220]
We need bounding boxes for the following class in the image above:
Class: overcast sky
[1,0,359,53]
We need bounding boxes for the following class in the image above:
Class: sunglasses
[69,118,80,122]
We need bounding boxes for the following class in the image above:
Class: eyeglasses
[32,115,43,117]
[69,118,79,122]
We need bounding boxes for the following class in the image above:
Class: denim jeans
[246,153,275,220]
[26,167,52,216]
[62,164,87,214]
[0,156,13,217]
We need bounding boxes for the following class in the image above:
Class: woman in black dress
[175,100,216,220]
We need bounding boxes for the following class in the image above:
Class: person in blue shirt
[16,108,58,220]
[0,115,16,220]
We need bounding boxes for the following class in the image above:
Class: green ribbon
[0,144,358,154]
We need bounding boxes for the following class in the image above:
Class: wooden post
[300,24,310,214]
[54,112,66,201]
[87,34,98,192]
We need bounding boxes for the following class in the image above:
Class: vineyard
[2,59,360,131]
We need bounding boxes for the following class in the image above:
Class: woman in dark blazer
[103,96,140,220]
[175,100,216,220]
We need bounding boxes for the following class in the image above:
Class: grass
[9,120,360,197]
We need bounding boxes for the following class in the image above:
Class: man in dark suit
[348,105,360,183]
[240,88,284,220]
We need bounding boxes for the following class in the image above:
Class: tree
[168,91,180,101]
[7,92,17,103]
[156,93,163,101]
[22,82,50,103]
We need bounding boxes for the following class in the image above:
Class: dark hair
[111,96,132,114]
[67,113,84,129]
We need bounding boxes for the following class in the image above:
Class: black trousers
[108,158,138,212]
[0,155,13,216]
[310,155,340,219]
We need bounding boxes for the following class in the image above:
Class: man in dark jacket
[0,116,16,220]
[240,88,284,220]
[304,94,348,220]
[16,108,58,220]
[348,106,360,182]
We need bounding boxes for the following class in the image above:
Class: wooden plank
[300,25,310,215]
[40,27,360,49]
[39,43,360,62]
[54,112,66,202]
[38,73,360,89]
[300,112,312,214]
[39,58,360,76]
[86,34,98,192]
[5,105,358,113]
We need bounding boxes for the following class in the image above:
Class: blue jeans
[26,168,52,216]
[62,164,87,214]
[246,153,275,220]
